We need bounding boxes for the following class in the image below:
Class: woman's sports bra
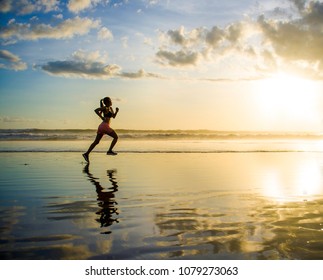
[103,108,113,118]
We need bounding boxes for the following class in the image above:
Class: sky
[1,0,323,131]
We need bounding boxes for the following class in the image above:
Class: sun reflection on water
[262,157,323,201]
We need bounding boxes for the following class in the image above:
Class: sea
[1,129,323,260]
[1,128,323,153]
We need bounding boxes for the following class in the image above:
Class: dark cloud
[225,22,243,43]
[302,1,323,25]
[0,49,27,70]
[167,28,187,46]
[292,0,307,11]
[205,26,224,47]
[39,50,120,79]
[156,49,200,67]
[119,68,163,79]
[40,50,162,80]
[41,60,121,79]
[258,0,323,74]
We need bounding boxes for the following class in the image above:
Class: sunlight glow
[262,158,323,201]
[296,160,322,196]
[255,72,319,129]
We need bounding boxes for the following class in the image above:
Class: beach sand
[0,151,323,260]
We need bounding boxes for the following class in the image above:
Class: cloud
[205,26,224,47]
[0,0,60,14]
[68,0,100,13]
[72,49,108,63]
[119,68,163,79]
[257,0,323,76]
[0,49,27,70]
[0,49,20,62]
[53,13,63,19]
[0,0,11,12]
[42,60,120,79]
[156,49,200,67]
[39,50,162,80]
[0,16,100,43]
[97,27,113,41]
[301,0,323,25]
[146,0,159,5]
[167,26,187,46]
[158,26,208,49]
[40,49,121,79]
[290,0,307,12]
[156,22,247,67]
[154,1,323,79]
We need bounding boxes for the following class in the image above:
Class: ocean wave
[0,129,94,141]
[1,129,323,141]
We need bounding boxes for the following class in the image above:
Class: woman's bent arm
[94,107,104,120]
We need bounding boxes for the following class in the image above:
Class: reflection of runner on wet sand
[83,164,119,234]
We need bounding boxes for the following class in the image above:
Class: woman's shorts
[97,122,113,135]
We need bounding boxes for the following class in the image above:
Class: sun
[254,72,319,130]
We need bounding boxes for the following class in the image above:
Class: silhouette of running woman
[83,97,119,163]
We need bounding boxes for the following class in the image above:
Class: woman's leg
[83,134,103,161]
[107,130,118,154]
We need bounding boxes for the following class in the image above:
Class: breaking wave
[1,129,323,141]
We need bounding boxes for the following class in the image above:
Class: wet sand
[0,152,322,259]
